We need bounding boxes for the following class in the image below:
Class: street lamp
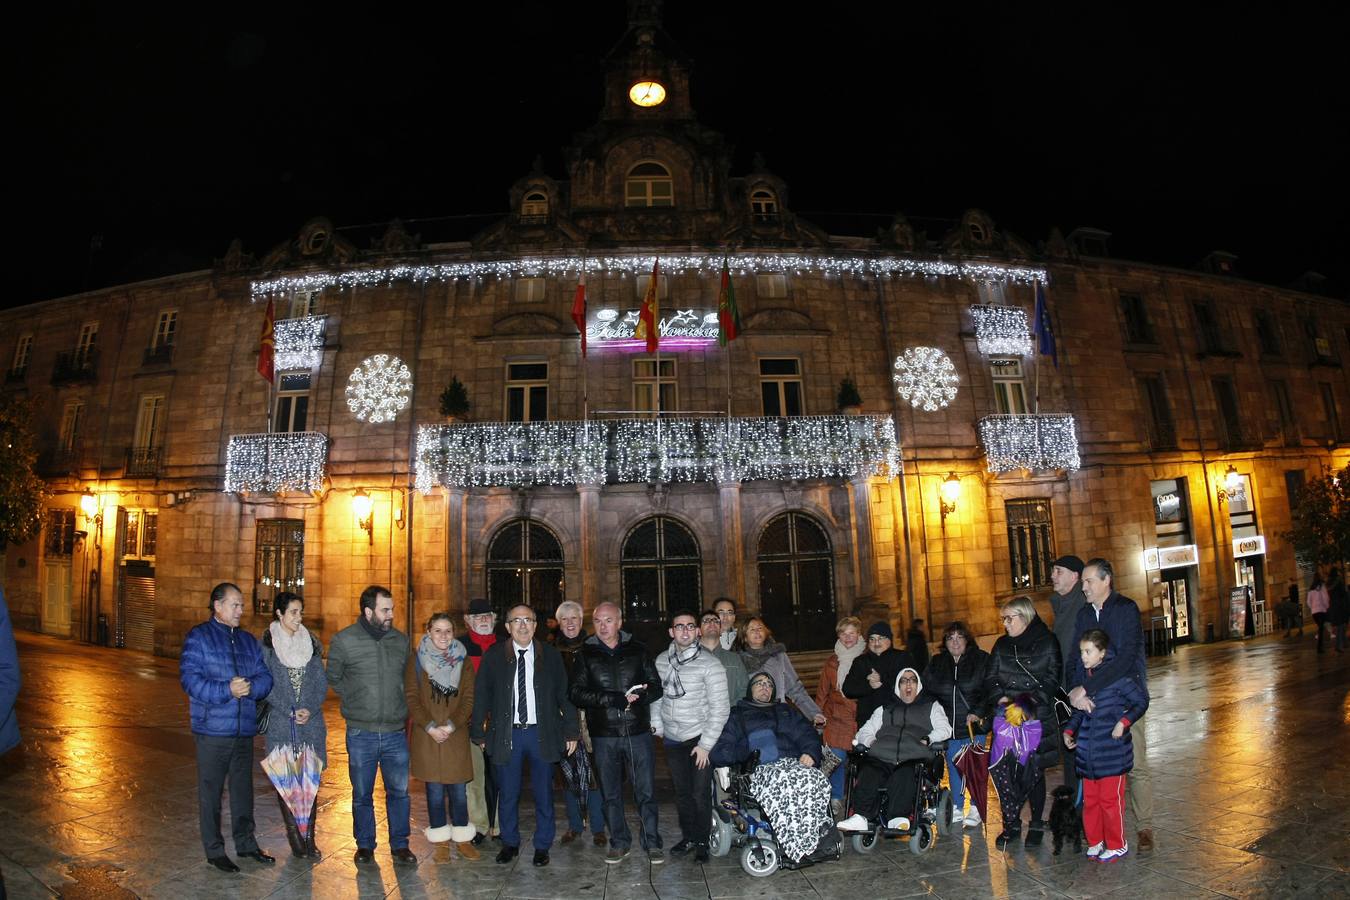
[352,488,373,545]
[80,489,101,525]
[940,473,961,526]
[1216,464,1241,504]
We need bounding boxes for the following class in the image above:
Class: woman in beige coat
[406,612,479,862]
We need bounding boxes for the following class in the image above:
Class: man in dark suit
[471,604,579,867]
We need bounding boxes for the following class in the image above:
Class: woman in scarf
[260,591,328,858]
[923,621,989,828]
[814,616,864,802]
[979,596,1062,849]
[406,612,480,863]
[737,617,825,727]
[711,672,832,863]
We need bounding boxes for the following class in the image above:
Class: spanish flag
[717,258,740,346]
[257,297,275,383]
[635,259,660,353]
[571,272,588,358]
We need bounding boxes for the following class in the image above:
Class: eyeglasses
[898,676,919,684]
[867,636,890,643]
[506,617,537,626]
[700,617,720,625]
[1001,614,1022,623]
[945,634,965,642]
[671,623,699,631]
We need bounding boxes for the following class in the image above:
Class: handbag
[255,698,272,733]
[1012,650,1073,730]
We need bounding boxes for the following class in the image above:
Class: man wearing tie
[471,604,579,867]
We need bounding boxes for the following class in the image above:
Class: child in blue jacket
[1062,628,1148,862]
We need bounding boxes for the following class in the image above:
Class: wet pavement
[1,628,1348,899]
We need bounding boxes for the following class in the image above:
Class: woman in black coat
[922,621,989,828]
[979,596,1063,849]
[842,622,917,727]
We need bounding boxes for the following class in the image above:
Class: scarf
[417,635,467,699]
[359,614,389,641]
[834,638,867,689]
[664,641,701,699]
[269,621,314,669]
[740,640,786,673]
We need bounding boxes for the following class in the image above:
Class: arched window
[750,188,778,222]
[485,519,565,621]
[621,516,701,633]
[757,512,835,650]
[521,191,548,219]
[968,221,989,243]
[625,162,674,208]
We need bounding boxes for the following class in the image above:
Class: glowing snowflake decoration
[346,354,412,423]
[893,347,959,411]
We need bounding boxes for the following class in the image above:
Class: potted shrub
[439,376,470,422]
[837,377,863,415]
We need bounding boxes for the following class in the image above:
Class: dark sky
[13,2,1348,307]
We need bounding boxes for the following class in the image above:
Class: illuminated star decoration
[893,347,960,411]
[345,354,412,423]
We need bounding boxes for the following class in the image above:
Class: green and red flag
[635,259,660,353]
[717,258,740,346]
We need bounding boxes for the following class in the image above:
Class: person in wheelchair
[710,672,835,864]
[838,667,952,833]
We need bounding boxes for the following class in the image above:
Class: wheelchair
[708,752,842,877]
[842,743,952,855]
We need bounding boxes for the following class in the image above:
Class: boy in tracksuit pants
[1062,629,1148,862]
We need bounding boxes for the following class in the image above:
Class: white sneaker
[1086,842,1105,858]
[950,807,966,827]
[837,814,870,832]
[963,808,982,828]
[885,816,910,831]
[1097,843,1129,862]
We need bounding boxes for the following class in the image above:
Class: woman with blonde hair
[814,616,865,801]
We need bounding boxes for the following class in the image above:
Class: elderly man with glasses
[470,605,578,868]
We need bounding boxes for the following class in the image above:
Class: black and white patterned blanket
[748,758,833,862]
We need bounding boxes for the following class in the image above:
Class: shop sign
[1232,535,1266,558]
[1157,544,1198,570]
[1229,585,1250,638]
[1143,547,1160,571]
[1153,491,1183,524]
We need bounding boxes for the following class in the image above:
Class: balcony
[224,432,328,493]
[273,316,327,371]
[51,350,98,385]
[415,414,900,490]
[142,344,174,366]
[1217,421,1262,452]
[125,446,163,477]
[1145,419,1177,451]
[40,447,82,476]
[978,414,1081,473]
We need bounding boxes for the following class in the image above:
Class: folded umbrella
[952,723,990,822]
[260,713,323,839]
[558,743,594,811]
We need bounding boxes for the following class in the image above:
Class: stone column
[718,480,746,606]
[577,483,602,613]
[446,488,467,611]
[849,475,878,605]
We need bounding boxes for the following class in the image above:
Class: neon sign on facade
[589,308,720,350]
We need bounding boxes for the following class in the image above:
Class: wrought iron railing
[125,446,163,477]
[51,350,98,385]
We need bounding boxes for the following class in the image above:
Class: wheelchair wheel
[934,788,953,837]
[741,840,780,877]
[909,823,935,855]
[850,825,882,854]
[710,812,734,857]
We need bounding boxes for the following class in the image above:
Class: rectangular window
[1253,309,1281,356]
[1284,470,1306,517]
[505,362,548,422]
[45,508,77,558]
[1193,300,1232,355]
[255,518,304,615]
[1321,382,1341,442]
[759,358,803,417]
[153,310,178,348]
[634,275,669,301]
[1006,498,1055,591]
[976,282,1007,305]
[76,322,99,364]
[1120,292,1154,344]
[633,359,677,414]
[122,508,158,561]
[756,273,787,299]
[1306,317,1334,362]
[1212,377,1243,448]
[1137,375,1175,449]
[10,334,32,376]
[991,358,1028,414]
[134,395,165,449]
[1271,379,1296,428]
[514,277,546,303]
[275,372,311,433]
[290,292,320,319]
[59,401,84,451]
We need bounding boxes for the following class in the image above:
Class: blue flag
[1034,281,1057,367]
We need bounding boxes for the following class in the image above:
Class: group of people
[1303,569,1350,652]
[178,557,1153,876]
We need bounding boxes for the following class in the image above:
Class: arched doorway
[757,511,836,651]
[621,516,701,648]
[485,518,565,623]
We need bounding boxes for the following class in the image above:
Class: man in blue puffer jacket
[180,582,275,873]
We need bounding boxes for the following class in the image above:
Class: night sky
[13,2,1347,307]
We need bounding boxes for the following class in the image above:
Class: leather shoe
[532,849,549,867]
[240,850,275,865]
[694,845,709,863]
[670,839,694,855]
[353,847,375,864]
[206,856,239,873]
[471,832,487,846]
[1137,829,1155,853]
[560,829,579,844]
[593,833,607,847]
[392,848,417,865]
[496,845,519,864]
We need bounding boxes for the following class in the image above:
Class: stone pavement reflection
[2,630,1348,899]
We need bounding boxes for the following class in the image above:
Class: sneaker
[1097,843,1129,863]
[605,846,630,864]
[963,808,982,828]
[950,807,966,827]
[837,814,870,832]
[885,816,910,831]
[647,848,665,864]
[1085,842,1105,858]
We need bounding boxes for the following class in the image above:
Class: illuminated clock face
[628,80,667,107]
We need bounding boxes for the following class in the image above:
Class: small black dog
[1049,785,1082,855]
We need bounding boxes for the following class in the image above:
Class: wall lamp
[352,488,373,545]
[940,472,961,525]
[80,489,102,527]
[1216,464,1241,505]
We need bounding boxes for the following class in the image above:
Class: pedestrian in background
[1329,567,1350,653]
[1307,574,1330,653]
[906,618,931,674]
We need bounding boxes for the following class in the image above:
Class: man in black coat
[568,602,665,864]
[842,621,916,727]
[470,604,579,868]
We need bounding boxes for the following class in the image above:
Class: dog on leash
[1049,785,1082,855]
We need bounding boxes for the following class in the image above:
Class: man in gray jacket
[1049,555,1086,803]
[651,609,730,863]
[327,585,416,866]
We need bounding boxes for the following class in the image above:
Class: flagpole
[1033,280,1041,415]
